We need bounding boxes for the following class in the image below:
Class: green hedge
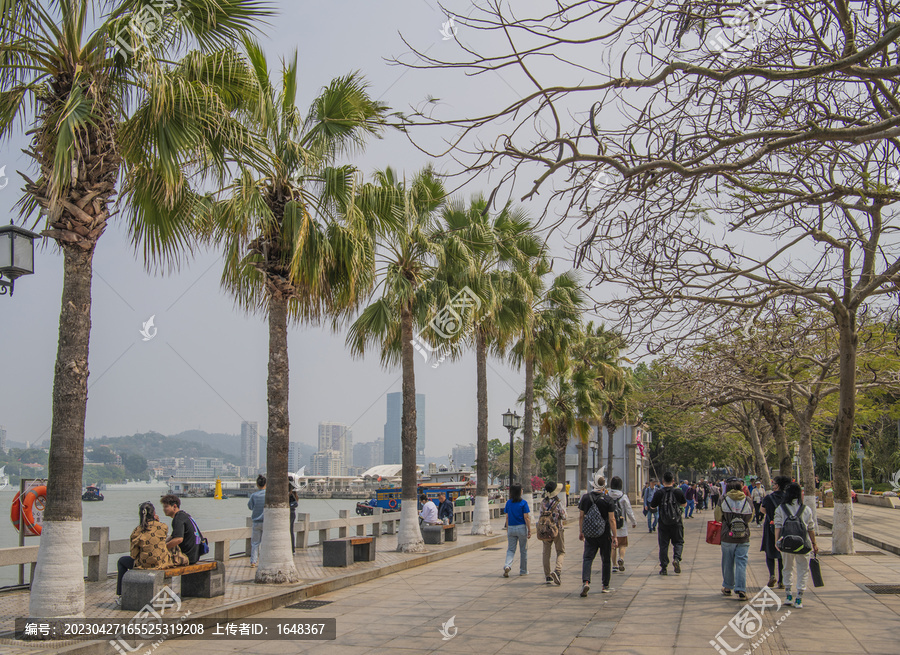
[851,480,894,492]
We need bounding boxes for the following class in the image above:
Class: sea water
[0,487,359,586]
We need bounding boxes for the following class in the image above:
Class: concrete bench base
[122,561,224,612]
[423,524,457,544]
[323,537,376,567]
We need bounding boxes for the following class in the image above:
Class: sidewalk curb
[35,532,508,655]
[817,516,900,556]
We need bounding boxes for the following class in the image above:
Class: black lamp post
[502,409,522,488]
[0,221,42,296]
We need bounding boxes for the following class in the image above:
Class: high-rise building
[288,442,304,473]
[353,438,385,471]
[317,422,352,473]
[241,421,260,472]
[310,450,344,477]
[0,426,6,454]
[452,443,476,468]
[383,393,425,465]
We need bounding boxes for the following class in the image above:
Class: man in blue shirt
[642,479,661,533]
[247,475,266,567]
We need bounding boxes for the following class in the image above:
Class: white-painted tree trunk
[397,503,425,552]
[255,508,300,584]
[831,501,854,554]
[803,496,817,527]
[471,496,493,535]
[29,521,85,617]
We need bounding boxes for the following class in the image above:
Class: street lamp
[0,221,42,296]
[502,409,522,488]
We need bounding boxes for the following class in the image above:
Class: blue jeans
[646,507,658,531]
[250,521,264,564]
[685,499,695,517]
[505,524,528,574]
[721,541,749,593]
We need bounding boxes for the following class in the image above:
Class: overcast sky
[0,1,604,455]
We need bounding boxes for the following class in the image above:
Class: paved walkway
[817,503,900,555]
[137,506,900,655]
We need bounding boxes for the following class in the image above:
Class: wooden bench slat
[164,562,217,577]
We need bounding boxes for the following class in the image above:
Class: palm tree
[346,167,446,552]
[208,42,389,581]
[434,197,542,534]
[508,260,584,492]
[0,0,268,617]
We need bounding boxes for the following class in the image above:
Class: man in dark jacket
[650,471,687,575]
[437,492,454,524]
[761,475,790,588]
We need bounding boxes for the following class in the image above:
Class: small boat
[81,485,104,501]
[356,482,472,516]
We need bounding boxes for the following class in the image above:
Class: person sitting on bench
[161,494,201,565]
[116,502,188,607]
[418,494,441,526]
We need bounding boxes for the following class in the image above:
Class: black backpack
[778,506,811,554]
[658,487,681,525]
[609,494,625,529]
[722,497,751,539]
[582,493,608,538]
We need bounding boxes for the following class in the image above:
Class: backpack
[610,494,625,530]
[537,498,561,542]
[722,497,751,539]
[188,515,210,556]
[778,506,812,554]
[658,487,681,525]
[581,493,608,538]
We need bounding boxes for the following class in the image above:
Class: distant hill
[169,430,247,457]
[88,431,240,464]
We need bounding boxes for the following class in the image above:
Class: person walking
[607,476,637,572]
[643,479,660,533]
[684,483,697,518]
[503,484,532,577]
[538,481,567,585]
[289,480,299,554]
[775,482,818,608]
[437,492,455,524]
[751,480,765,525]
[247,475,266,567]
[650,471,687,575]
[578,473,618,596]
[761,475,790,588]
[715,479,754,600]
[710,481,721,510]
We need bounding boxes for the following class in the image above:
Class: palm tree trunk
[831,311,858,554]
[472,329,493,535]
[521,355,535,493]
[578,439,589,493]
[30,245,93,618]
[255,293,299,583]
[399,306,425,551]
[605,413,617,478]
[555,423,567,484]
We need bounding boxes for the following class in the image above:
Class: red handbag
[706,520,722,545]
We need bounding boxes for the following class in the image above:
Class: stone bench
[422,523,457,544]
[121,560,225,611]
[323,536,376,567]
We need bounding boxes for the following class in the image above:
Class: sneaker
[794,596,803,608]
[601,586,613,593]
[673,560,681,574]
[551,571,561,586]
[778,582,785,589]
[785,593,793,606]
[767,575,777,588]
[617,558,625,571]
[649,528,653,533]
[722,588,732,596]
[580,583,590,597]
[737,592,747,600]
[250,563,257,568]
[115,596,122,608]
[611,566,618,573]
[519,571,529,576]
[546,576,553,584]
[659,568,668,575]
[503,566,510,578]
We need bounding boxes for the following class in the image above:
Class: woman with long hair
[761,475,790,588]
[774,482,818,608]
[115,501,187,606]
[502,484,532,577]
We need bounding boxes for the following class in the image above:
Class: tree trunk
[831,310,858,554]
[605,412,617,478]
[30,245,93,618]
[521,355,535,493]
[746,408,772,489]
[472,329,493,535]
[399,306,425,551]
[759,401,791,476]
[578,438,589,493]
[256,294,299,583]
[797,414,817,524]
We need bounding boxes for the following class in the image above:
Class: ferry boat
[81,485,104,501]
[356,481,473,516]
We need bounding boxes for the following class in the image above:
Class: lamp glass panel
[12,233,34,273]
[502,411,513,428]
[0,231,10,269]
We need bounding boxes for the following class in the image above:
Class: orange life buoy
[388,499,398,509]
[10,485,46,536]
